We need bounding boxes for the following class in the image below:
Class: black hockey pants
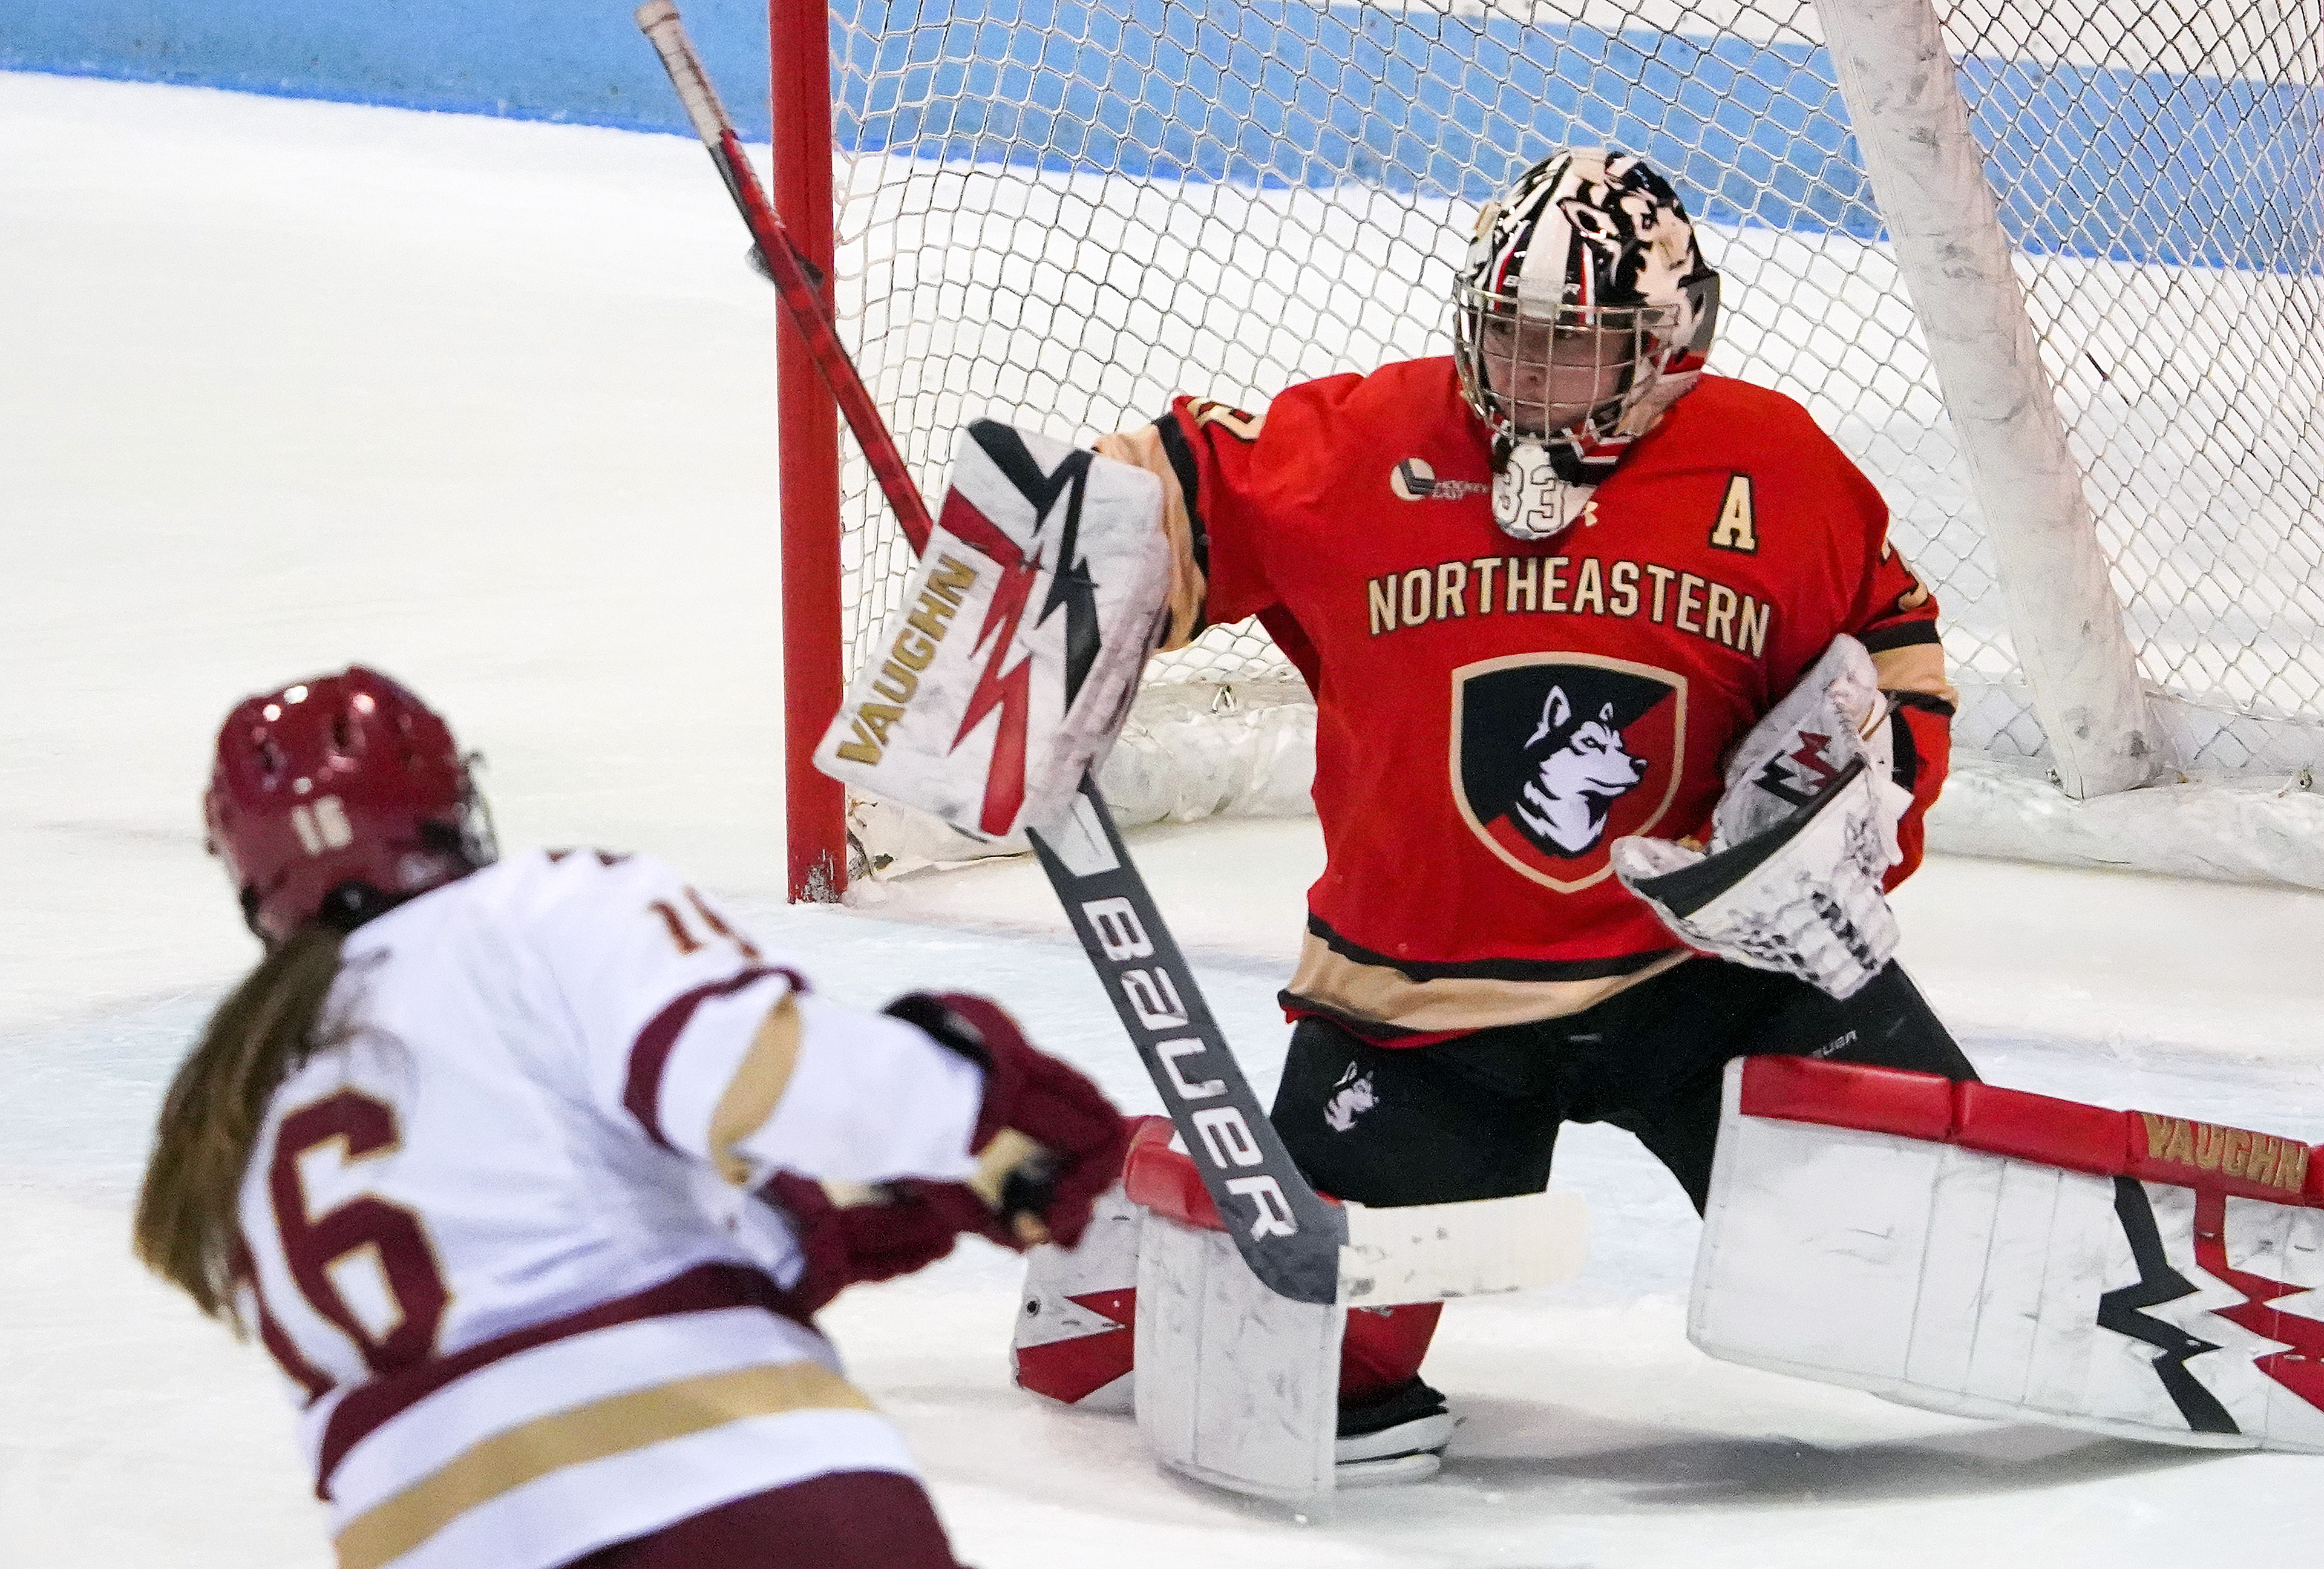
[1271,957,1980,1215]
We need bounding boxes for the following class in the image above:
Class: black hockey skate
[1335,1378,1457,1486]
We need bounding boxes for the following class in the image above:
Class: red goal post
[770,0,848,902]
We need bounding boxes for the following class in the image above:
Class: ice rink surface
[5,70,2322,1567]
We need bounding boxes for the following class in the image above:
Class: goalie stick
[635,1,1345,1303]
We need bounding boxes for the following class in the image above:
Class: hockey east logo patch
[1450,653,1687,893]
[1389,456,1490,502]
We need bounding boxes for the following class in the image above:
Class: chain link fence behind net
[822,0,2324,782]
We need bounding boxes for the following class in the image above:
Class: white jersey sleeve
[232,852,964,1569]
[515,850,984,1188]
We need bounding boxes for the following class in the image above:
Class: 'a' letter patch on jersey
[815,422,1171,840]
[1448,653,1688,894]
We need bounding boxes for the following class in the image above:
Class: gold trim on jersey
[1286,933,1689,1035]
[333,1360,874,1569]
[710,995,804,1186]
[1868,641,1959,709]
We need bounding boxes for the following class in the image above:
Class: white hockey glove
[1611,636,1913,1000]
[1706,634,1907,859]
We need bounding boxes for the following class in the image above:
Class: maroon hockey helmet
[203,667,496,945]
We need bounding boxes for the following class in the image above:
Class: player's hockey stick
[635,1,934,549]
[635,1,1346,1302]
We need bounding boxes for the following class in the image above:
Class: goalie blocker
[815,421,1172,842]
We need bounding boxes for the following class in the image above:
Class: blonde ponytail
[135,926,345,1322]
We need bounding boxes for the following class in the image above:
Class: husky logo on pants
[1324,1065,1377,1132]
[1450,652,1687,893]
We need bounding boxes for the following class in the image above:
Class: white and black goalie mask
[1455,149,1721,540]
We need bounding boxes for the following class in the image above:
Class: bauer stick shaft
[1021,776,1344,1303]
[635,1,1344,1303]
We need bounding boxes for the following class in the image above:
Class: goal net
[790,0,2324,884]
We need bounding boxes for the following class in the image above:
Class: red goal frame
[770,0,848,902]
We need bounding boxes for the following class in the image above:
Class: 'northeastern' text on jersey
[1115,359,1948,1042]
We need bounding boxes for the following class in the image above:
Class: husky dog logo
[1514,685,1648,853]
[1324,1065,1377,1132]
[1451,653,1686,892]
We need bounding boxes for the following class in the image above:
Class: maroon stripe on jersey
[1305,914,1676,984]
[622,966,799,1148]
[314,1262,810,1498]
[566,1471,964,1569]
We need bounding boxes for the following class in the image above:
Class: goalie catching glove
[1612,635,1914,999]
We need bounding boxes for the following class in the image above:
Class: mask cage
[1454,285,1677,443]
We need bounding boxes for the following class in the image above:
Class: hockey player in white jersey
[136,666,1132,1569]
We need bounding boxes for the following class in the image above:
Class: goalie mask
[1455,149,1721,541]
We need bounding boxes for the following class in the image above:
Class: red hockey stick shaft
[635,1,935,554]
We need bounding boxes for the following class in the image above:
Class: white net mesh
[821,0,2324,812]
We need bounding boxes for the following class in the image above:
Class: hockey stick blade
[1028,775,1346,1303]
[635,5,1343,1303]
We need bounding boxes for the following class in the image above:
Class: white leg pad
[1692,1056,2324,1452]
[1134,1211,1344,1498]
[1012,1184,1142,1411]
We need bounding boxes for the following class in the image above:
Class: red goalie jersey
[1106,358,1955,1045]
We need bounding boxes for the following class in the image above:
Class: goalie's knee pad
[1010,1119,1183,1410]
[1013,1120,1454,1416]
[1693,1055,2324,1452]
